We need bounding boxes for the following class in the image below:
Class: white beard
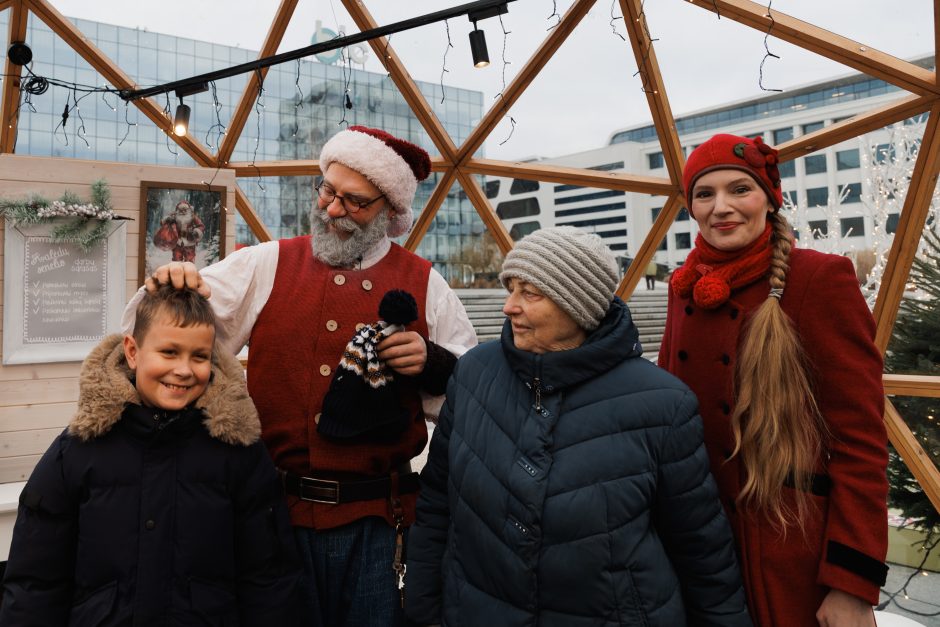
[176,210,194,229]
[310,208,391,267]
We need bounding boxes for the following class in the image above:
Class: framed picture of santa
[138,182,227,285]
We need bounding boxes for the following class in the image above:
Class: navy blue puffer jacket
[406,299,751,627]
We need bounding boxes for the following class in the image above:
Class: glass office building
[0,13,486,282]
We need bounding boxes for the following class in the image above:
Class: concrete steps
[455,288,669,358]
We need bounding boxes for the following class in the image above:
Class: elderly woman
[660,134,888,627]
[405,227,751,627]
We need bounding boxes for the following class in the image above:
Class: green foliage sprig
[0,179,117,252]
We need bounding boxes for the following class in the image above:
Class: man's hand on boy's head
[145,261,211,298]
[376,331,427,376]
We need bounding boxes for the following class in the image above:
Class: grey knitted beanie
[499,226,619,331]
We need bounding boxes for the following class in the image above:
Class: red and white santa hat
[319,126,432,238]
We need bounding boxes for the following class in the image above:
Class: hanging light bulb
[173,98,190,136]
[469,23,489,68]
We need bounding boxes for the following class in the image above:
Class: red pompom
[693,274,731,309]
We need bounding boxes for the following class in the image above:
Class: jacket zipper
[533,377,542,411]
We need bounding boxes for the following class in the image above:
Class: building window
[676,207,690,221]
[496,197,540,220]
[555,202,627,218]
[657,237,668,251]
[874,143,894,164]
[509,178,539,194]
[808,220,829,238]
[839,182,862,203]
[886,213,900,234]
[555,190,625,205]
[773,127,794,144]
[806,187,829,207]
[783,190,797,207]
[651,206,662,221]
[804,154,827,175]
[802,121,824,134]
[675,232,691,249]
[648,152,665,169]
[836,149,860,170]
[557,215,626,229]
[484,180,500,198]
[778,160,796,178]
[509,221,541,241]
[840,216,865,237]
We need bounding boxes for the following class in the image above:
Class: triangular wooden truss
[2,0,939,511]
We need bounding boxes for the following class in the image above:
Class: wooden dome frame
[1,0,938,513]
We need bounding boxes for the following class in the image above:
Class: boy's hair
[133,284,216,345]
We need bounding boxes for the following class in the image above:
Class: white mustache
[316,209,360,233]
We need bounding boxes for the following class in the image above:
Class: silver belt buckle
[300,476,341,504]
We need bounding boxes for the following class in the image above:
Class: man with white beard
[122,126,476,627]
[154,199,205,262]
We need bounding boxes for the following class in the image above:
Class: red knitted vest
[248,236,431,530]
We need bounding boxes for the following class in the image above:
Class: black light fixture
[466,3,507,69]
[8,42,32,66]
[172,82,208,137]
[469,24,489,68]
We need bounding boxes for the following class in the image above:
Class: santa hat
[319,126,431,238]
[683,134,783,215]
[317,290,420,441]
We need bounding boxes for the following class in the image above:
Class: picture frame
[138,182,227,285]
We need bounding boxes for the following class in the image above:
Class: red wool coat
[659,248,888,627]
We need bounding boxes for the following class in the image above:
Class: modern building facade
[0,13,486,282]
[487,56,935,270]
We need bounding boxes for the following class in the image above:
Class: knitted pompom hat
[317,290,419,441]
[319,126,431,238]
[499,226,619,331]
[683,133,783,215]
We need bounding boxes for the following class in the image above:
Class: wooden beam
[455,169,513,255]
[776,95,933,161]
[620,0,685,184]
[696,0,938,97]
[873,102,940,352]
[342,0,458,163]
[404,168,457,253]
[25,0,217,166]
[234,185,272,242]
[456,0,595,164]
[0,0,28,153]
[229,156,453,178]
[464,158,674,195]
[883,374,940,398]
[885,399,940,518]
[0,0,15,11]
[216,0,299,165]
[617,193,681,299]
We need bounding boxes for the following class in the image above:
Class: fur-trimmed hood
[69,334,261,446]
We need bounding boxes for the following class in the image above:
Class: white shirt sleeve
[120,241,280,356]
[421,268,478,418]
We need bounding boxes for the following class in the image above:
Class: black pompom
[378,289,418,326]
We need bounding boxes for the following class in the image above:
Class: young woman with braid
[659,134,889,627]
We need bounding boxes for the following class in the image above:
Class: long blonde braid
[730,211,828,533]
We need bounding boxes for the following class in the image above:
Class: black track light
[173,99,191,137]
[8,42,32,66]
[469,25,489,68]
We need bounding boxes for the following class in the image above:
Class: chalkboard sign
[3,219,126,364]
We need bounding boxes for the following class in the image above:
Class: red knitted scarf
[671,223,773,309]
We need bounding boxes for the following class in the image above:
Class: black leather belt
[278,468,420,505]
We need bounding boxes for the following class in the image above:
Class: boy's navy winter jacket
[405,300,752,627]
[0,334,302,626]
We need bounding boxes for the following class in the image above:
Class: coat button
[730,308,739,320]
[145,519,155,530]
[678,350,688,361]
[326,320,338,332]
[333,274,346,286]
[684,305,693,315]
[319,365,332,376]
[721,402,731,415]
[355,323,365,331]
[721,354,730,365]
[315,412,321,424]
[362,279,373,291]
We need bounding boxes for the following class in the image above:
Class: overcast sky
[46,0,932,160]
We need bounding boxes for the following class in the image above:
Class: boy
[0,286,301,626]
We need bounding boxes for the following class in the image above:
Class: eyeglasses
[315,184,385,213]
